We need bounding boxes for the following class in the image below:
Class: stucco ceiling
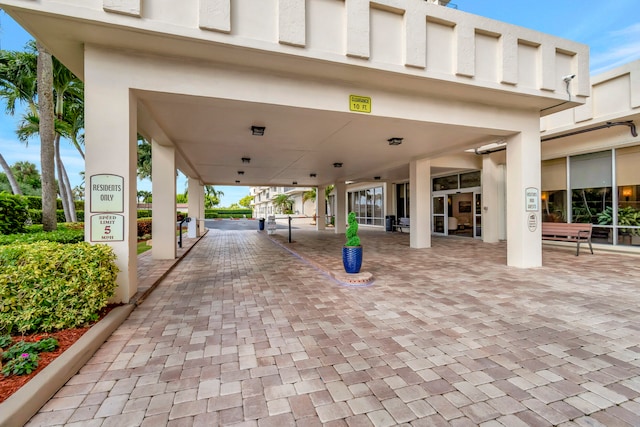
[137,91,499,187]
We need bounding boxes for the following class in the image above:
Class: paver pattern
[25,226,640,426]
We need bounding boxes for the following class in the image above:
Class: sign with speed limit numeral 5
[90,214,124,242]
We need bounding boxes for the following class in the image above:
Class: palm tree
[0,41,83,225]
[273,193,293,214]
[0,45,38,197]
[37,41,57,230]
[0,153,21,194]
[204,186,224,208]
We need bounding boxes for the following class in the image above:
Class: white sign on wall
[525,187,539,212]
[90,214,125,242]
[90,174,124,213]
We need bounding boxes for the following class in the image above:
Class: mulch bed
[0,304,121,404]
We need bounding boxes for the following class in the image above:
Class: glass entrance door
[474,192,482,238]
[433,196,445,234]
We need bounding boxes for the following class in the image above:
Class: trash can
[258,218,265,231]
[385,215,396,232]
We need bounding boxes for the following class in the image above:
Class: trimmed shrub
[204,208,252,219]
[137,210,152,218]
[137,218,152,237]
[0,224,84,246]
[0,242,118,334]
[0,193,29,235]
[24,195,42,210]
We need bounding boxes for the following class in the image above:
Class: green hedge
[0,224,84,246]
[137,210,152,218]
[204,208,252,219]
[0,193,29,234]
[24,196,84,211]
[0,242,118,334]
[27,209,85,224]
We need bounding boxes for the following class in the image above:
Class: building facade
[0,0,591,302]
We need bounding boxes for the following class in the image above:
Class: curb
[0,304,135,427]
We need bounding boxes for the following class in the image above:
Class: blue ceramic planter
[342,246,363,274]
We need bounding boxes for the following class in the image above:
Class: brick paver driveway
[27,229,640,426]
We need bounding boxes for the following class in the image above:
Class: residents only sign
[90,174,124,213]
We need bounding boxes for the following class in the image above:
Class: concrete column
[506,125,542,267]
[84,53,137,303]
[187,177,203,237]
[383,181,392,220]
[334,181,346,235]
[316,186,326,230]
[151,140,176,260]
[198,185,206,235]
[482,153,501,243]
[410,158,431,248]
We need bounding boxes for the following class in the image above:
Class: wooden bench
[394,217,410,232]
[541,222,593,256]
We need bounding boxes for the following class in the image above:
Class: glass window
[460,171,481,188]
[433,175,458,191]
[348,186,384,226]
[570,151,612,224]
[541,190,567,222]
[616,146,640,246]
[542,158,568,222]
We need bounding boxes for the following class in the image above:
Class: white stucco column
[198,184,206,235]
[383,181,392,222]
[410,158,431,248]
[84,52,137,303]
[151,140,177,260]
[482,153,502,243]
[505,126,542,267]
[334,181,346,235]
[187,177,203,237]
[316,186,326,230]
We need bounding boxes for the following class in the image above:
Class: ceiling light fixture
[235,180,241,183]
[310,173,317,178]
[251,126,265,136]
[374,176,381,180]
[292,181,298,185]
[237,171,244,175]
[241,157,251,164]
[333,162,343,168]
[387,137,403,146]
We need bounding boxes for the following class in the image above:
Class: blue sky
[1,2,639,204]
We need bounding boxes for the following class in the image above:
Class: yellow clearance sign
[349,95,371,113]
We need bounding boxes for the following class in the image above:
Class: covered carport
[0,0,589,302]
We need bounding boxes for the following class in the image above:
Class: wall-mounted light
[310,173,317,178]
[237,171,244,175]
[292,181,298,185]
[235,180,241,183]
[333,162,343,168]
[387,137,403,146]
[251,126,265,136]
[374,176,381,180]
[241,157,251,164]
[622,187,633,198]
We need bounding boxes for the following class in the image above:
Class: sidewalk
[24,228,640,426]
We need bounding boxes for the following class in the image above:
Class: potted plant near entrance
[343,212,362,273]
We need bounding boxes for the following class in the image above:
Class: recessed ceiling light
[235,180,240,183]
[238,171,244,175]
[310,173,317,178]
[241,157,251,164]
[387,137,403,146]
[333,162,343,168]
[374,176,381,180]
[292,181,298,185]
[251,126,265,136]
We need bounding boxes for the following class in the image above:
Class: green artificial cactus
[345,212,361,247]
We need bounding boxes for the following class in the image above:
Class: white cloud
[590,23,640,74]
